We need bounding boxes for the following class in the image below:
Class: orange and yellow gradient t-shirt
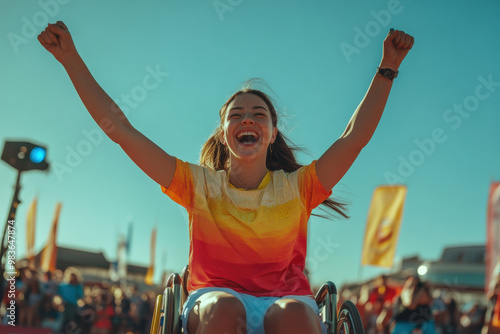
[161,158,332,297]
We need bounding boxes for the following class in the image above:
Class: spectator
[356,284,372,332]
[90,288,115,334]
[370,275,398,307]
[431,290,447,334]
[443,293,458,334]
[459,302,486,334]
[114,286,132,332]
[130,291,153,334]
[22,269,43,327]
[369,275,398,334]
[58,267,84,332]
[377,300,395,334]
[39,295,63,331]
[15,267,31,326]
[391,276,435,334]
[41,271,60,297]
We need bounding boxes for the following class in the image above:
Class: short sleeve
[298,160,332,212]
[161,158,195,209]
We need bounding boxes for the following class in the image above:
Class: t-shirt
[58,283,83,305]
[368,285,398,305]
[161,158,332,297]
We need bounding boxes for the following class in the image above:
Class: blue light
[30,147,46,163]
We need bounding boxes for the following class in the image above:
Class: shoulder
[169,157,222,183]
[273,161,315,180]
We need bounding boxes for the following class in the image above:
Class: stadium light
[1,141,49,172]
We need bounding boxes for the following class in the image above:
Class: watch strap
[377,67,399,80]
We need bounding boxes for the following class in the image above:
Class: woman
[38,21,413,334]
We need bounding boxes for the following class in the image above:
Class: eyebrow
[229,106,268,111]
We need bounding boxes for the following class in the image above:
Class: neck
[229,158,268,190]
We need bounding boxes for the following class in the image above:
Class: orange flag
[145,227,157,285]
[26,197,37,266]
[40,203,62,272]
[486,181,500,294]
[361,185,407,267]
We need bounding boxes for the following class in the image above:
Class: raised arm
[316,29,414,190]
[38,22,176,188]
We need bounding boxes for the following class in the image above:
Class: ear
[271,127,278,144]
[219,130,227,146]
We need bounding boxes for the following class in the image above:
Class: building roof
[425,244,485,290]
[438,244,485,264]
[33,246,147,274]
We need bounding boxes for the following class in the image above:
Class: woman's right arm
[38,22,176,188]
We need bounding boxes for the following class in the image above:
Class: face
[221,93,277,163]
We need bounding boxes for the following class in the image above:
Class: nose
[241,113,255,125]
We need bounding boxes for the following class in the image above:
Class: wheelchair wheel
[162,287,174,334]
[336,301,364,334]
[171,283,182,333]
[150,295,163,334]
[161,284,182,334]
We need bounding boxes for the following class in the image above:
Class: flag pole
[0,170,23,304]
[358,263,364,282]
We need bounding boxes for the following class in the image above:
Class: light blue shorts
[180,287,327,334]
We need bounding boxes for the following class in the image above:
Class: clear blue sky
[1,0,499,287]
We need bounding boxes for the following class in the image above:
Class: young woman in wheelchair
[38,21,413,334]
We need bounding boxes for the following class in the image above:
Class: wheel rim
[337,309,355,333]
[336,301,364,334]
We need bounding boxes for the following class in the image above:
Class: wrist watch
[377,67,399,80]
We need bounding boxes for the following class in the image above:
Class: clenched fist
[38,21,78,64]
[379,29,414,71]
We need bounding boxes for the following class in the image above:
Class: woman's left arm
[316,29,414,190]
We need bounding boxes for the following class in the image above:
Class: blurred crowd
[1,266,156,334]
[338,274,499,334]
[4,266,500,334]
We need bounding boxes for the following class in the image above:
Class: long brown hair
[200,88,348,219]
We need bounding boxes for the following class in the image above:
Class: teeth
[237,131,258,139]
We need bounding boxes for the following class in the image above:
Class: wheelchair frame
[150,266,364,334]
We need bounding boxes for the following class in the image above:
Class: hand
[379,29,414,71]
[38,21,78,64]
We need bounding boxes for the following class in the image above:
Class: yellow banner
[145,227,157,285]
[361,185,407,267]
[40,202,62,272]
[26,197,37,265]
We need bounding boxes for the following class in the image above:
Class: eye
[255,113,267,117]
[228,113,240,118]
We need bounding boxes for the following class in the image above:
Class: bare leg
[264,299,321,334]
[187,291,246,334]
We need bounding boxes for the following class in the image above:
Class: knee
[265,300,321,333]
[205,295,246,320]
[267,300,311,319]
[188,292,246,333]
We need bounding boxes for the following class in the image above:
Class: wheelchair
[150,266,364,334]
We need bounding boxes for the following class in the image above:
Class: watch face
[381,69,395,79]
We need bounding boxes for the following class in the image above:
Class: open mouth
[236,131,259,145]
